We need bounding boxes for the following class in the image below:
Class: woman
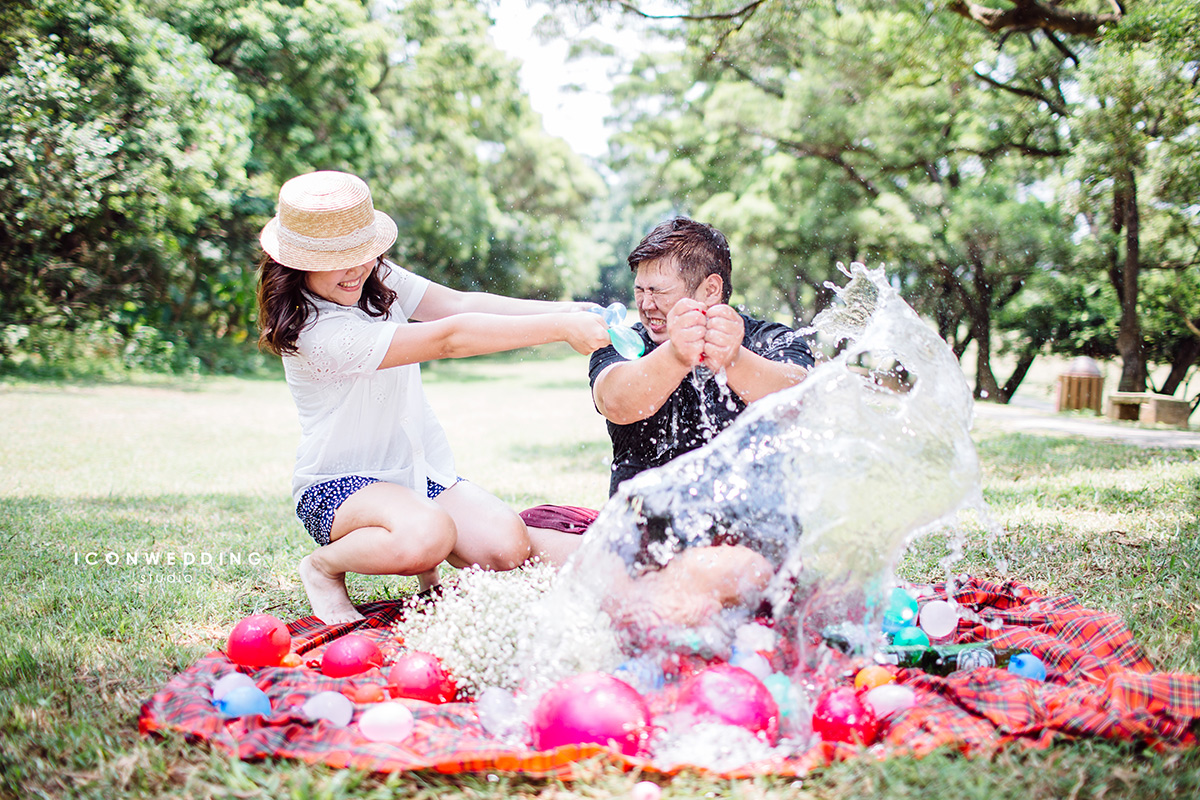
[257,170,608,623]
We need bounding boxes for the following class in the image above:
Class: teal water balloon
[892,626,930,648]
[609,325,646,360]
[762,672,800,718]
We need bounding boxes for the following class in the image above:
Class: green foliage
[0,0,256,375]
[368,0,603,300]
[0,0,605,378]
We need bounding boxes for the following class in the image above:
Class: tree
[367,0,603,299]
[0,0,253,352]
[601,1,1071,400]
[1063,0,1200,393]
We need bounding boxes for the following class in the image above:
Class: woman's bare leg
[433,481,532,571]
[300,482,456,624]
[525,526,585,567]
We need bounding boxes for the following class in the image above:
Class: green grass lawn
[2,352,1199,799]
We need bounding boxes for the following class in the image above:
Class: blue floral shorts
[297,475,458,546]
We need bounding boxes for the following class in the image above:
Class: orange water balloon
[854,665,896,691]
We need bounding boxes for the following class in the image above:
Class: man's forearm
[723,348,809,405]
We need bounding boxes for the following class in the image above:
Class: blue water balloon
[882,587,919,634]
[603,302,627,326]
[216,684,271,719]
[1007,652,1047,682]
[612,656,665,693]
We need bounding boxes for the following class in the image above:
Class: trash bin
[1055,356,1103,414]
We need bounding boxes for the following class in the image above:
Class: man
[521,218,815,625]
[589,216,814,496]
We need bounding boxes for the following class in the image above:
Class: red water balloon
[812,686,878,745]
[675,663,780,743]
[226,614,291,668]
[321,634,384,678]
[530,672,651,756]
[387,651,457,703]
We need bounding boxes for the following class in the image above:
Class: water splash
[525,263,980,678]
[420,263,988,767]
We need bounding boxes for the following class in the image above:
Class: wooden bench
[1107,392,1193,429]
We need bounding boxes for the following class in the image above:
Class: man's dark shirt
[588,312,814,496]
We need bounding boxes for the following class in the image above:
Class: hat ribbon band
[277,222,376,253]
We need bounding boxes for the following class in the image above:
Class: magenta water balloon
[675,664,780,743]
[530,672,651,756]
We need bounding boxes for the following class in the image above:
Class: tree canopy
[586,0,1199,403]
[0,0,603,374]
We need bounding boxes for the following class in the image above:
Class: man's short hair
[627,217,733,303]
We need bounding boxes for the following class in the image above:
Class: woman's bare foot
[416,567,441,594]
[299,554,364,624]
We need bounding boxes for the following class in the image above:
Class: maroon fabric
[139,578,1200,778]
[518,504,599,534]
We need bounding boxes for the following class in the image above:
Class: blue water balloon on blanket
[217,684,271,719]
[211,672,256,703]
[1007,652,1047,682]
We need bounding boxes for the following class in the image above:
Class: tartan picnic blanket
[139,577,1200,778]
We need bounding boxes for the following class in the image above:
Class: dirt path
[972,401,1200,449]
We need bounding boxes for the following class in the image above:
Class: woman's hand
[564,311,613,355]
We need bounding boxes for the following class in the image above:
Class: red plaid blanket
[139,578,1200,778]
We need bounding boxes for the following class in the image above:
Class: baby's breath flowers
[398,561,621,698]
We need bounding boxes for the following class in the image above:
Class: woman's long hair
[256,255,398,356]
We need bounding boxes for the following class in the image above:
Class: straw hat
[259,171,398,271]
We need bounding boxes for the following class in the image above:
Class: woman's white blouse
[284,261,456,505]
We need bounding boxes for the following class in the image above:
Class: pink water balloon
[321,634,384,678]
[359,702,415,742]
[812,686,878,745]
[226,614,291,668]
[918,600,959,639]
[530,672,651,756]
[632,781,662,800]
[864,683,916,720]
[302,690,354,727]
[675,663,780,743]
[388,651,458,704]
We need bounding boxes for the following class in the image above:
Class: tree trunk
[969,246,1002,401]
[1159,335,1200,397]
[1113,171,1146,392]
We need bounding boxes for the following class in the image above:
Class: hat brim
[259,211,398,272]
